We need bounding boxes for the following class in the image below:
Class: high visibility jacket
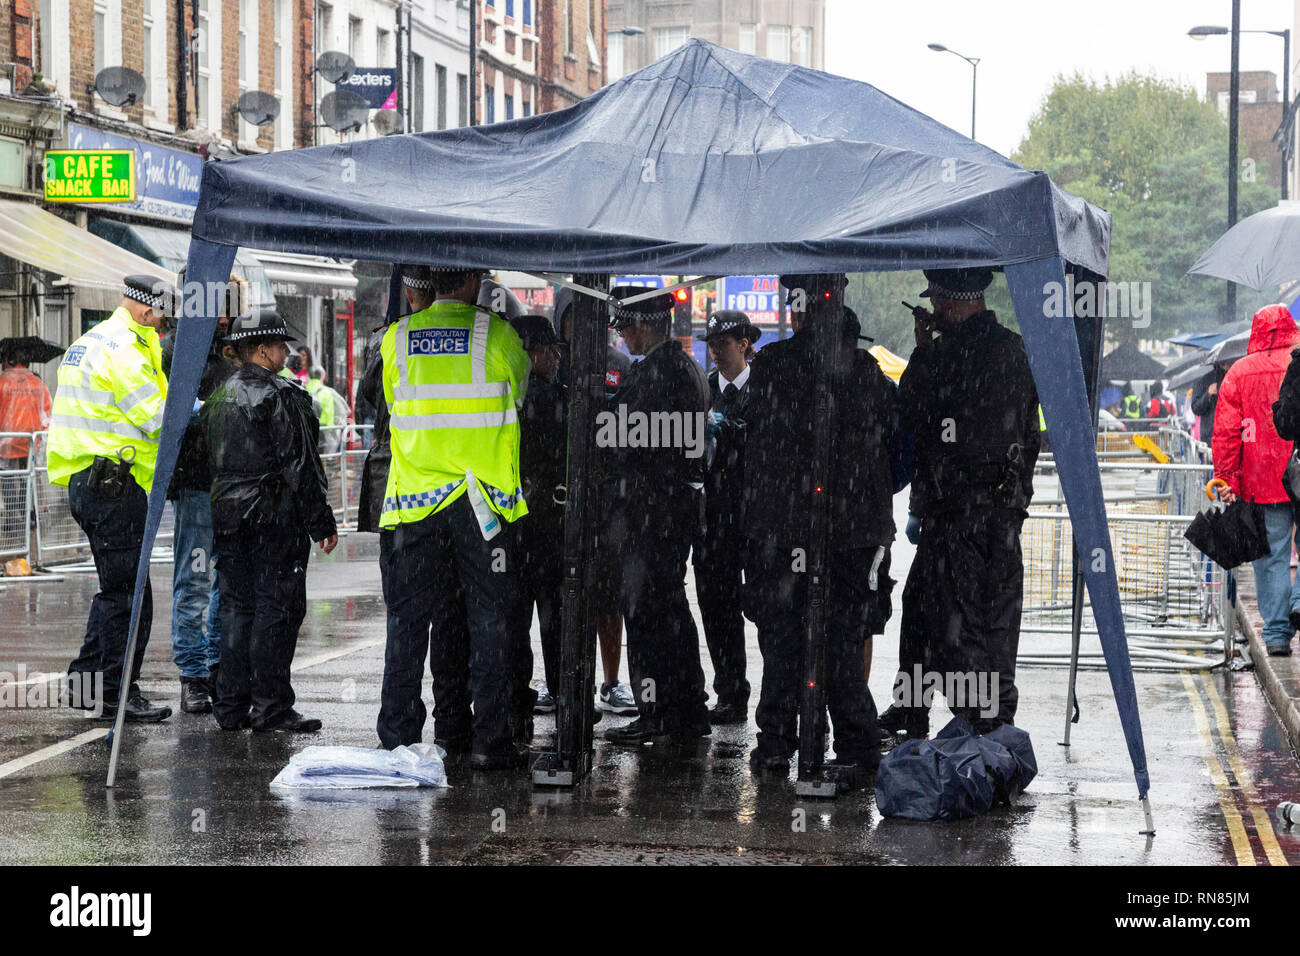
[47,307,168,492]
[380,299,530,529]
[1122,394,1141,418]
[305,378,335,427]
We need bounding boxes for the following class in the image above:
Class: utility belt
[86,449,137,501]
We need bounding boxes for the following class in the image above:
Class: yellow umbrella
[869,344,907,382]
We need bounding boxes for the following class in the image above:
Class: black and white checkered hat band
[402,275,432,290]
[613,306,671,324]
[124,286,164,309]
[227,327,285,341]
[928,284,984,301]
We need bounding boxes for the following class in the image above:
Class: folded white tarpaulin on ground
[270,744,449,790]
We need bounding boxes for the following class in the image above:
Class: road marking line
[292,638,385,672]
[0,637,386,780]
[0,728,108,780]
[1200,675,1289,867]
[1180,671,1255,866]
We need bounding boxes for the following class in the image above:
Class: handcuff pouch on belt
[88,448,136,501]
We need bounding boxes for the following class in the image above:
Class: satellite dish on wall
[236,91,281,126]
[316,51,356,84]
[373,109,402,135]
[320,90,369,133]
[94,67,146,108]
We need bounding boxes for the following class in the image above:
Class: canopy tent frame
[106,39,1153,830]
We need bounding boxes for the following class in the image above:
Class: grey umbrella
[1188,202,1300,291]
[1207,329,1251,365]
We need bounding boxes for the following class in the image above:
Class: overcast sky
[825,0,1297,157]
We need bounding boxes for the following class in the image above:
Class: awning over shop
[0,198,176,310]
[250,250,357,300]
[88,219,275,308]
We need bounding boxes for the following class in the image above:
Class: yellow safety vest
[379,299,530,529]
[305,378,334,427]
[47,307,168,493]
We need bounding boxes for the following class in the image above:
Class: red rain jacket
[1213,304,1300,504]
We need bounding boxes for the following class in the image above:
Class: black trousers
[66,467,152,705]
[511,515,562,698]
[378,494,518,755]
[213,522,310,729]
[692,505,750,707]
[612,488,708,732]
[748,541,881,765]
[896,508,1024,730]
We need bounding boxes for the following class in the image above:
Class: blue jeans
[171,489,221,678]
[1251,502,1300,648]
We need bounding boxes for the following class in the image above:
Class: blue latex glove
[905,513,922,545]
[705,411,722,439]
[189,398,203,424]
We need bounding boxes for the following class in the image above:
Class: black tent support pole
[795,279,845,798]
[533,273,607,787]
[1062,268,1107,748]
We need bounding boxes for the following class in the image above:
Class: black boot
[253,709,322,733]
[180,677,213,714]
[878,704,929,739]
[97,694,173,723]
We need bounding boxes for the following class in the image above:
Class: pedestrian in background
[0,345,51,546]
[50,275,175,723]
[1216,303,1300,656]
[306,365,350,454]
[204,309,338,731]
[161,271,243,714]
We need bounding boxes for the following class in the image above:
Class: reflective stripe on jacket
[47,307,168,492]
[379,299,529,528]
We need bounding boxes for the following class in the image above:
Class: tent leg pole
[795,278,844,799]
[105,608,145,787]
[1139,795,1156,836]
[1061,563,1084,747]
[533,273,607,788]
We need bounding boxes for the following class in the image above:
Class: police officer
[376,265,531,770]
[203,309,337,732]
[52,274,175,723]
[693,310,760,724]
[742,274,893,786]
[601,286,713,747]
[879,268,1039,739]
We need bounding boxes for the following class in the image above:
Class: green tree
[1014,72,1277,339]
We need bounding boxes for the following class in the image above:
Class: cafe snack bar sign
[43,149,136,203]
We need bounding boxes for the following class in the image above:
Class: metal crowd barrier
[1021,430,1229,671]
[315,423,372,531]
[0,432,34,562]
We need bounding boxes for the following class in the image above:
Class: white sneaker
[598,681,638,715]
[534,683,556,714]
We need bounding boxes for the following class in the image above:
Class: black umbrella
[1184,499,1270,569]
[1100,342,1167,382]
[0,336,65,364]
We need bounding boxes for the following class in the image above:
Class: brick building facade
[537,0,603,113]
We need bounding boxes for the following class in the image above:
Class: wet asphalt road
[1,494,1298,865]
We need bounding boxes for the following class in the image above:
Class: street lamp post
[1189,19,1292,200]
[927,42,980,140]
